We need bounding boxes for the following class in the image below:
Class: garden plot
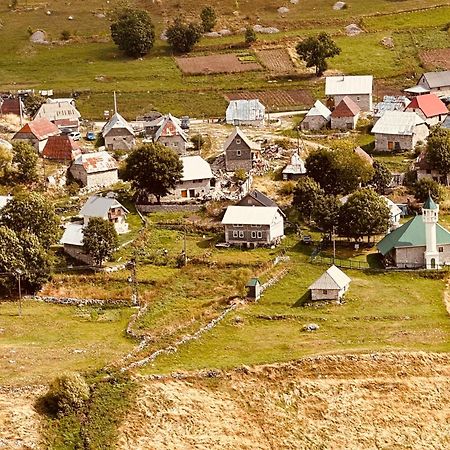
[226,89,313,109]
[256,48,296,73]
[420,48,450,70]
[175,54,262,75]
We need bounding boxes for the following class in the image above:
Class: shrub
[234,168,247,182]
[191,133,205,150]
[244,27,256,46]
[60,30,71,41]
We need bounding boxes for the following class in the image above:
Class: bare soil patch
[225,89,313,109]
[175,54,262,75]
[420,48,450,70]
[256,48,296,73]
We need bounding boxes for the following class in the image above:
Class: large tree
[111,8,155,58]
[0,192,60,249]
[425,126,450,181]
[123,143,183,203]
[412,178,446,203]
[292,176,324,222]
[166,17,203,53]
[12,141,38,183]
[312,195,341,236]
[83,218,118,267]
[200,6,216,32]
[296,32,341,76]
[370,160,392,194]
[0,144,13,182]
[23,93,46,118]
[338,188,391,242]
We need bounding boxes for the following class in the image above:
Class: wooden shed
[308,265,351,302]
[246,278,262,300]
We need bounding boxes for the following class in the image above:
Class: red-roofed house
[0,97,24,117]
[70,151,118,188]
[331,96,361,130]
[42,135,82,161]
[12,118,60,152]
[405,93,448,126]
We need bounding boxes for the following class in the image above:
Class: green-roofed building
[377,197,450,269]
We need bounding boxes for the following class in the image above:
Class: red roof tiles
[42,135,81,161]
[331,96,361,118]
[406,94,448,118]
[15,118,59,141]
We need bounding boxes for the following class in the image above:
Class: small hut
[308,265,351,302]
[246,278,262,300]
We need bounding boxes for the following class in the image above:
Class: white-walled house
[404,93,448,126]
[221,205,284,247]
[300,100,331,131]
[70,151,119,188]
[325,75,373,111]
[309,265,351,302]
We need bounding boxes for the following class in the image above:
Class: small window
[257,231,262,239]
[439,247,444,253]
[239,231,244,238]
[236,139,241,144]
[251,231,256,238]
[323,289,328,294]
[356,96,360,101]
[426,169,432,174]
[236,150,241,157]
[233,231,239,238]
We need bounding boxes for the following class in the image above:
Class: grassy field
[0,301,135,385]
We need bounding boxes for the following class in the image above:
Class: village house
[170,155,213,200]
[79,195,129,234]
[373,96,411,121]
[404,93,448,126]
[13,118,60,152]
[309,265,351,302]
[300,100,331,131]
[102,112,135,151]
[34,101,81,131]
[282,153,307,180]
[414,151,449,185]
[226,99,265,127]
[221,205,284,247]
[224,127,261,172]
[42,135,82,161]
[416,70,450,97]
[70,151,118,188]
[59,223,93,265]
[330,96,360,130]
[325,75,373,111]
[377,197,450,269]
[371,111,429,151]
[154,114,189,155]
[238,189,280,209]
[0,97,24,117]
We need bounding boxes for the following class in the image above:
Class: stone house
[309,265,351,302]
[42,135,81,161]
[59,223,94,265]
[34,101,81,131]
[170,155,213,200]
[102,112,135,151]
[417,71,450,97]
[224,127,261,172]
[226,99,265,127]
[325,75,373,111]
[414,151,450,185]
[404,93,448,126]
[221,205,284,247]
[154,114,189,155]
[371,111,429,151]
[13,118,60,152]
[330,96,360,130]
[70,151,118,188]
[300,100,331,131]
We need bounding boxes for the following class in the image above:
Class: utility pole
[183,227,187,266]
[16,269,22,316]
[127,258,139,306]
[332,226,336,264]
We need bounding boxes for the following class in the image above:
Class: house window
[388,141,394,150]
[236,139,241,144]
[439,247,444,253]
[257,231,262,239]
[236,150,241,157]
[251,231,256,238]
[233,224,243,228]
[239,231,244,238]
[181,190,187,198]
[189,189,195,197]
[394,142,401,150]
[323,289,328,294]
[356,96,360,101]
[426,169,432,174]
[233,230,239,238]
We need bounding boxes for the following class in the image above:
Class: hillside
[119,352,450,449]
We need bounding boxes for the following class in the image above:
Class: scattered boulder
[95,13,105,19]
[160,30,168,41]
[218,29,232,36]
[253,24,280,34]
[290,0,299,4]
[333,1,346,10]
[204,31,221,38]
[30,29,48,44]
[381,36,394,48]
[278,6,289,14]
[345,23,363,36]
[303,323,320,332]
[46,10,51,15]
[68,16,74,20]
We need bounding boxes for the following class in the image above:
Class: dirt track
[119,352,450,450]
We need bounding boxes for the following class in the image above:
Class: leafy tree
[200,6,216,32]
[23,93,46,118]
[292,176,324,222]
[0,192,60,249]
[190,133,205,150]
[83,218,118,267]
[312,195,341,236]
[412,178,446,203]
[110,8,155,57]
[425,126,450,180]
[296,32,341,76]
[60,30,71,41]
[338,188,391,242]
[123,143,183,203]
[0,226,51,294]
[370,160,392,194]
[166,17,203,53]
[12,141,38,183]
[245,26,257,46]
[0,145,13,181]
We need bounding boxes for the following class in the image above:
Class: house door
[388,141,394,150]
[431,258,436,269]
[189,189,195,198]
[181,190,187,198]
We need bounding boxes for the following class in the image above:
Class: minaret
[422,196,439,269]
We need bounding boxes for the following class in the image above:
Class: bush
[412,178,446,203]
[166,17,202,53]
[234,168,247,182]
[190,133,205,150]
[60,30,71,41]
[200,6,216,32]
[279,180,296,196]
[44,373,90,415]
[244,27,256,46]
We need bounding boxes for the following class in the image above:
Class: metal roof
[404,85,430,95]
[35,101,80,122]
[60,222,84,247]
[325,75,373,96]
[223,127,261,151]
[226,99,265,122]
[421,71,450,89]
[377,215,450,256]
[72,151,118,174]
[374,96,410,117]
[371,111,425,136]
[102,112,134,137]
[14,118,60,141]
[221,205,280,225]
[308,265,351,291]
[80,195,129,219]
[305,100,331,119]
[423,196,438,210]
[180,155,213,181]
[406,94,449,118]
